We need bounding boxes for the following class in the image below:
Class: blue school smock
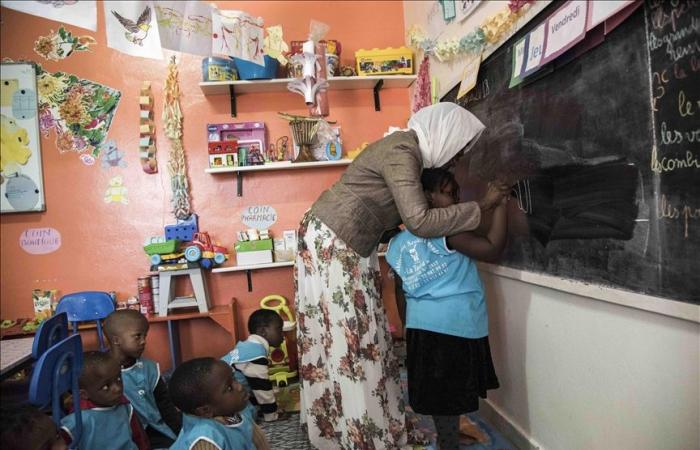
[61,402,138,450]
[170,404,256,450]
[221,339,267,390]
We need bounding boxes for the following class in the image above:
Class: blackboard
[444,1,699,304]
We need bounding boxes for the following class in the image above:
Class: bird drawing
[111,6,152,46]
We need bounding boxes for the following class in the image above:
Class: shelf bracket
[245,270,253,292]
[373,79,384,111]
[229,85,237,117]
[236,173,243,197]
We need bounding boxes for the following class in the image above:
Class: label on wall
[20,227,61,255]
[542,0,588,64]
[241,205,277,230]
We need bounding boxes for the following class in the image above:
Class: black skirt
[406,328,499,415]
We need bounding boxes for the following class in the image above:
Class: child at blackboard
[386,168,507,450]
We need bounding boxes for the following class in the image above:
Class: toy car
[184,232,228,269]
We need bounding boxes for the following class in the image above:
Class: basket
[233,55,279,80]
[143,239,180,255]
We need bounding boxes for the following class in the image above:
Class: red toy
[183,232,229,269]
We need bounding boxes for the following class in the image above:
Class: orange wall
[0,1,408,370]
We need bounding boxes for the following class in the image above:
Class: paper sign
[2,1,97,31]
[524,23,547,75]
[20,227,61,255]
[457,0,481,23]
[241,205,277,230]
[212,10,264,64]
[104,1,162,60]
[441,0,456,21]
[542,0,588,64]
[587,0,633,31]
[155,1,213,56]
[509,37,527,88]
[457,53,482,99]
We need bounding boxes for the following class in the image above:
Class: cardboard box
[355,47,413,76]
[235,238,273,252]
[236,249,273,266]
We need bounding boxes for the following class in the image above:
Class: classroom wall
[0,0,409,370]
[402,2,700,449]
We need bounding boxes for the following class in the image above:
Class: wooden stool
[158,268,210,316]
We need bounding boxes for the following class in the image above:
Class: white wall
[479,267,699,450]
[402,2,700,449]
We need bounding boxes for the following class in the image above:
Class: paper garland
[36,65,121,158]
[139,81,157,173]
[155,1,213,56]
[34,27,96,61]
[408,0,534,62]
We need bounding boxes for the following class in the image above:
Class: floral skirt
[295,212,407,450]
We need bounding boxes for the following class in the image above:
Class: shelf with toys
[199,75,417,116]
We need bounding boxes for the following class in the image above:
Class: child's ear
[195,404,214,418]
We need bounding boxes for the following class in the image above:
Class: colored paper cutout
[100,139,127,169]
[2,1,97,32]
[104,176,128,204]
[1,114,32,175]
[36,65,121,157]
[1,79,19,107]
[12,88,38,120]
[5,174,40,210]
[34,27,96,61]
[104,1,162,60]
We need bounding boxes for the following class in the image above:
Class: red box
[208,141,238,155]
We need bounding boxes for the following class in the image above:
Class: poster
[457,52,482,99]
[155,1,213,56]
[1,0,97,31]
[542,0,588,64]
[587,0,633,31]
[1,63,46,213]
[104,0,162,60]
[211,9,264,64]
[457,0,481,23]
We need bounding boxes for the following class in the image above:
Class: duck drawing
[111,6,152,46]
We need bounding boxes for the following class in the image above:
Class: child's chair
[260,295,298,386]
[32,312,69,359]
[29,334,83,449]
[55,291,115,351]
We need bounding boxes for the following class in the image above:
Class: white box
[283,230,298,252]
[236,249,273,266]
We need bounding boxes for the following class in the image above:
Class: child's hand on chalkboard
[479,181,510,211]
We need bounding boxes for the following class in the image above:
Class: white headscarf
[407,103,485,168]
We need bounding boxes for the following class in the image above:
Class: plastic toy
[165,214,198,241]
[184,232,228,269]
[260,295,298,384]
[355,47,414,76]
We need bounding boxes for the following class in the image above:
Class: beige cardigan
[311,130,482,257]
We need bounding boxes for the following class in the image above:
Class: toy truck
[184,232,228,269]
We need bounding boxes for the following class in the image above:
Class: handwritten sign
[509,37,527,88]
[241,205,277,230]
[542,0,588,64]
[524,23,547,75]
[586,0,633,30]
[457,52,482,99]
[20,227,61,254]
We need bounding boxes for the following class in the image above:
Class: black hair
[80,350,116,387]
[421,168,458,194]
[104,309,148,338]
[0,404,52,449]
[247,309,283,335]
[169,357,218,414]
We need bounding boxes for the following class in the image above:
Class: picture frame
[1,62,46,213]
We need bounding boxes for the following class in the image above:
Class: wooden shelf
[199,75,416,95]
[207,159,352,196]
[205,159,352,174]
[212,261,294,273]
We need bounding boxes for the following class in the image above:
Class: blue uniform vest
[60,403,138,450]
[170,404,256,450]
[121,357,177,440]
[221,339,267,391]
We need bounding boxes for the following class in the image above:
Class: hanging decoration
[211,10,264,65]
[412,56,432,113]
[1,0,97,32]
[36,65,121,158]
[33,27,96,61]
[139,81,157,174]
[104,1,163,60]
[162,56,191,220]
[154,1,213,57]
[407,0,534,63]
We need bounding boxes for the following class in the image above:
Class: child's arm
[252,423,272,450]
[393,272,406,328]
[238,359,279,421]
[154,377,182,434]
[446,198,508,262]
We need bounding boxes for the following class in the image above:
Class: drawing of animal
[112,6,152,46]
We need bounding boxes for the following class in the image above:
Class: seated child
[168,357,269,450]
[386,168,508,450]
[60,351,149,450]
[0,404,67,450]
[105,309,181,448]
[221,309,285,422]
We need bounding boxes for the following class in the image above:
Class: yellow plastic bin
[355,47,414,76]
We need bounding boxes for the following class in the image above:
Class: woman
[295,103,506,449]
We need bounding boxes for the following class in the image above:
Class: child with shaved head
[105,309,181,448]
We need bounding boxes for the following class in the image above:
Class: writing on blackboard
[658,195,700,238]
[660,122,700,144]
[651,147,700,173]
[649,0,698,32]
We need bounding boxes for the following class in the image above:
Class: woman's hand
[478,182,510,211]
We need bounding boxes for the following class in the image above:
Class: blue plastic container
[233,55,279,80]
[202,57,237,81]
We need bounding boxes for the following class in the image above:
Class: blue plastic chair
[55,291,115,351]
[32,312,69,359]
[29,334,83,449]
